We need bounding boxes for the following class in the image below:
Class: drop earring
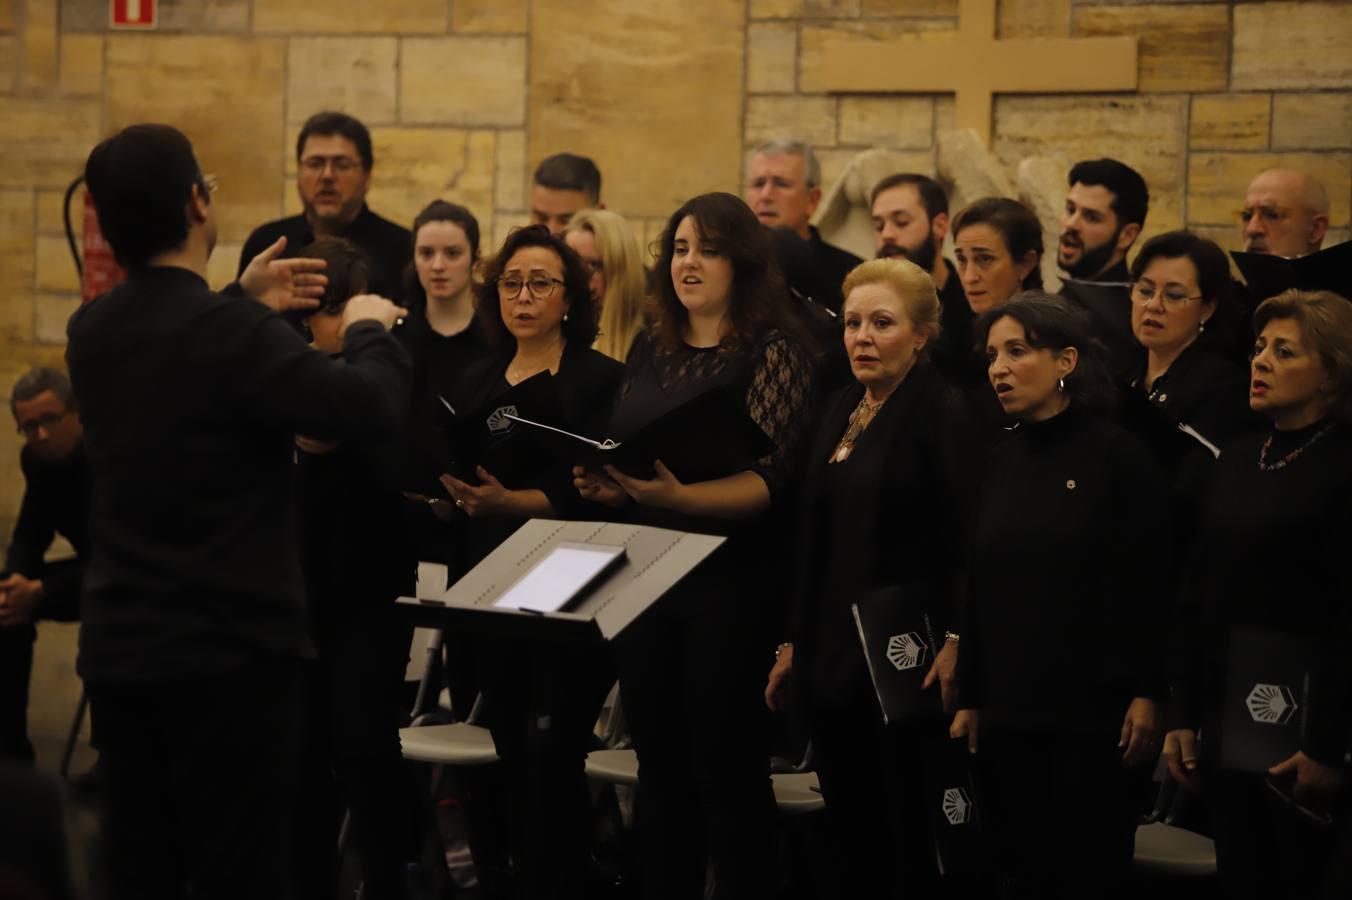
[1058,377,1066,393]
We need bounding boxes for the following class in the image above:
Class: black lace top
[610,327,816,501]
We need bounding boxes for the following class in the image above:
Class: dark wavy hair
[475,225,598,347]
[974,291,1115,412]
[651,192,788,352]
[403,200,482,304]
[952,197,1045,291]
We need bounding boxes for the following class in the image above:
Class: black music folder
[923,739,985,876]
[850,585,943,725]
[1232,241,1352,304]
[442,371,562,482]
[1219,626,1312,773]
[505,384,775,482]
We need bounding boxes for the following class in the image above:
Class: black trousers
[293,606,419,900]
[88,656,303,900]
[807,691,948,900]
[477,636,615,900]
[981,727,1146,900]
[1210,768,1349,900]
[0,625,36,764]
[615,573,778,900]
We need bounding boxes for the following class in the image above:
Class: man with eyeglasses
[1,368,90,764]
[239,111,412,299]
[746,138,861,314]
[1240,169,1331,259]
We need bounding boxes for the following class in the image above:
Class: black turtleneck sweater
[956,404,1170,733]
[1177,419,1352,766]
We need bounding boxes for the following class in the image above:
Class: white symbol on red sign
[111,0,157,29]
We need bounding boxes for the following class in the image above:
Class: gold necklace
[829,394,887,463]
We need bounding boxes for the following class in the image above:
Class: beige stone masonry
[287,37,398,126]
[254,0,447,34]
[748,22,797,94]
[838,97,934,149]
[1232,2,1352,90]
[530,0,745,219]
[1272,94,1352,152]
[1190,94,1271,151]
[452,0,529,34]
[1073,3,1229,93]
[401,37,527,127]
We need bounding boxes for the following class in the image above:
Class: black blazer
[790,363,981,706]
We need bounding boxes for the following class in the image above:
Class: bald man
[1241,169,1330,258]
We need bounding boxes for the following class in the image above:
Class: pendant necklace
[1257,422,1334,472]
[830,394,887,463]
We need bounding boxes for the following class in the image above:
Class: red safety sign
[111,0,156,29]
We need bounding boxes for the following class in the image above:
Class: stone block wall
[1,0,1350,545]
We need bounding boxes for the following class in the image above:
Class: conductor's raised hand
[573,466,628,508]
[341,294,408,334]
[239,236,326,313]
[604,460,686,511]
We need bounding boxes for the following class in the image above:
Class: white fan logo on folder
[886,632,927,671]
[487,405,519,435]
[942,788,972,826]
[1246,683,1299,725]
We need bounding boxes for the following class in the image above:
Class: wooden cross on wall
[801,0,1139,147]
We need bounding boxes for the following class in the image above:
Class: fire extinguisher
[63,175,126,303]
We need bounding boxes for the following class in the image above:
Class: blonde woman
[564,208,647,362]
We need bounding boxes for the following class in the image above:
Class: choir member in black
[950,198,1045,434]
[1165,289,1352,900]
[764,258,980,898]
[951,294,1169,900]
[238,111,412,299]
[2,368,89,764]
[287,238,422,900]
[574,192,815,899]
[1120,231,1261,547]
[871,174,970,386]
[439,225,622,900]
[394,201,492,560]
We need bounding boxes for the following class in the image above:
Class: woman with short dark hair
[952,293,1169,899]
[1166,289,1352,900]
[949,198,1047,435]
[575,192,815,899]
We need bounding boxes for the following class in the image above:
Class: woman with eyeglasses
[950,294,1169,900]
[573,192,815,899]
[439,224,622,900]
[1118,231,1262,582]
